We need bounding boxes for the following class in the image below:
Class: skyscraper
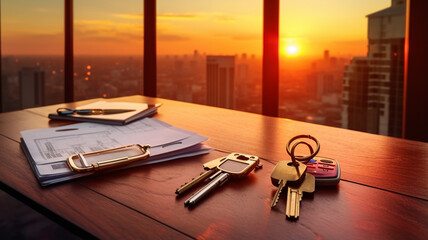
[342,0,405,137]
[206,55,235,109]
[19,67,45,109]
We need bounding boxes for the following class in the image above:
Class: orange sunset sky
[2,0,390,57]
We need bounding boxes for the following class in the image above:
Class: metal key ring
[286,135,320,164]
[290,141,314,165]
[289,141,311,166]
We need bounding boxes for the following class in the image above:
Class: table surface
[0,95,427,240]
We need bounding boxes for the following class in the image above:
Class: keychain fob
[306,156,340,186]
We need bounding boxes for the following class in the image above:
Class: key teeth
[270,185,284,208]
[271,197,280,208]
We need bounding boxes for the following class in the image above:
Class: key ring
[289,141,313,166]
[286,135,320,165]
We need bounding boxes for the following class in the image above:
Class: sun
[285,44,299,56]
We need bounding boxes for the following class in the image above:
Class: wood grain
[80,150,428,240]
[1,95,427,239]
[59,95,428,199]
[0,136,191,240]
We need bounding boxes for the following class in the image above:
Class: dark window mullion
[64,0,73,103]
[262,0,279,117]
[0,0,2,112]
[403,0,428,141]
[144,0,157,97]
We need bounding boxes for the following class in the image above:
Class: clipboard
[49,101,162,125]
[67,144,151,172]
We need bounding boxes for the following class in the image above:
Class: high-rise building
[19,67,45,109]
[323,50,330,60]
[206,56,235,109]
[342,0,405,137]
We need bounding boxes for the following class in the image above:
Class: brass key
[270,160,307,208]
[271,136,318,208]
[271,134,320,220]
[286,173,315,219]
[175,156,225,195]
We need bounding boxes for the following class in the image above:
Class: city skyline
[1,0,408,138]
[2,0,390,57]
[1,48,348,127]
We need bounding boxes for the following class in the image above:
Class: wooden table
[0,95,427,239]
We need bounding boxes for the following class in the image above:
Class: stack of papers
[20,118,211,186]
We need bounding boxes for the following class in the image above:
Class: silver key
[175,157,224,195]
[184,172,229,207]
[183,153,261,207]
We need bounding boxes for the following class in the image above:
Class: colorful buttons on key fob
[306,156,340,186]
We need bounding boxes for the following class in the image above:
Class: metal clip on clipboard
[67,144,151,173]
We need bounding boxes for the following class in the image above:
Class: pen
[57,108,135,115]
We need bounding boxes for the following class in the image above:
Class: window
[1,0,416,140]
[278,0,404,138]
[73,0,144,100]
[1,0,64,112]
[156,0,262,113]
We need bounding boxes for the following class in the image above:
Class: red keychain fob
[306,156,340,186]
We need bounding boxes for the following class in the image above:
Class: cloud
[230,34,260,40]
[157,33,190,41]
[158,13,202,20]
[3,32,63,55]
[114,13,202,21]
[74,30,143,43]
[73,19,143,44]
[214,15,236,22]
[114,12,235,23]
[121,32,144,40]
[75,20,117,26]
[114,14,143,19]
[35,7,54,13]
[77,35,126,43]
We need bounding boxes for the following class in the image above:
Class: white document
[21,118,211,178]
[37,146,212,186]
[33,134,208,176]
[21,118,197,165]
